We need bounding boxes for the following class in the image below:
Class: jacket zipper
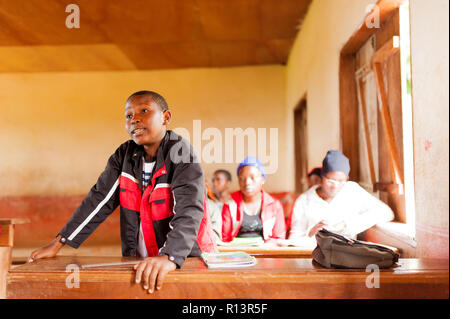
[320,229,398,258]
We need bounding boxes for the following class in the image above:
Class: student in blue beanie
[221,156,286,244]
[288,150,393,245]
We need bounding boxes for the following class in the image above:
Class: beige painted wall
[285,0,376,182]
[410,0,449,228]
[0,65,287,196]
[410,0,449,256]
[286,0,448,257]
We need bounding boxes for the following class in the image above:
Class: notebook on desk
[217,236,264,247]
[201,251,257,268]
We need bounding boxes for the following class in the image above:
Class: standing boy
[28,91,217,293]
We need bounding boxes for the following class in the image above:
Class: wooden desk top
[7,256,449,299]
[0,218,30,225]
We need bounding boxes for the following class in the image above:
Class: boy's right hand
[28,235,64,263]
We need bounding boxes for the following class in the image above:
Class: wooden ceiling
[0,0,311,72]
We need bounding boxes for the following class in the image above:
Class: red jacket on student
[222,190,286,243]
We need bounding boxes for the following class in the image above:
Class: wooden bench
[0,218,29,298]
[7,256,448,299]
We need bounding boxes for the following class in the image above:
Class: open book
[217,236,264,247]
[276,238,317,248]
[201,251,257,268]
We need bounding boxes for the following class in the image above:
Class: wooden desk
[218,245,315,258]
[0,218,29,299]
[7,256,448,299]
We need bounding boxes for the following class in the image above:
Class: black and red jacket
[58,130,217,267]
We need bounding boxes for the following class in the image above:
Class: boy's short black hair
[308,167,322,178]
[127,90,169,111]
[214,169,232,182]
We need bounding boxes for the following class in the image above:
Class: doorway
[294,97,308,195]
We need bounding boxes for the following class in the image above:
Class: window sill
[362,222,417,257]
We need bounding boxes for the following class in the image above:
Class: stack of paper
[201,251,257,268]
[218,236,264,246]
[277,238,317,248]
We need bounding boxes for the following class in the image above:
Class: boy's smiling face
[125,95,171,148]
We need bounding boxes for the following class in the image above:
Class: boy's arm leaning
[28,144,125,262]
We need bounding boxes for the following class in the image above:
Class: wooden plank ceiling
[0,0,311,72]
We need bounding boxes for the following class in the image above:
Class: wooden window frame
[339,0,408,219]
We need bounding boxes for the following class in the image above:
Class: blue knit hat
[321,150,350,176]
[237,156,266,179]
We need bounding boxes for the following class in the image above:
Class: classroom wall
[2,0,448,259]
[0,65,287,246]
[0,65,286,195]
[409,0,449,259]
[285,0,377,179]
[286,0,449,259]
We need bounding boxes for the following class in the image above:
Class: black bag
[312,229,399,269]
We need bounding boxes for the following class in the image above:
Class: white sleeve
[207,199,223,241]
[343,183,394,237]
[288,195,316,245]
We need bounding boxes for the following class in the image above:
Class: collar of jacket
[231,189,275,222]
[130,131,172,191]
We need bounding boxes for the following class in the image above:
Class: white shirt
[288,182,394,246]
[138,158,156,258]
[206,198,224,241]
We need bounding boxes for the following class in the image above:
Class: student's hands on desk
[134,255,176,294]
[28,235,64,262]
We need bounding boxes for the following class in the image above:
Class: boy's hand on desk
[134,255,176,293]
[28,236,64,262]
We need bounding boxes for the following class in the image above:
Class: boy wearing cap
[221,157,286,244]
[28,91,217,294]
[289,150,393,245]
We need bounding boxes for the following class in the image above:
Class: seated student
[222,156,286,244]
[206,170,233,241]
[28,90,217,294]
[285,166,322,234]
[205,177,216,202]
[289,150,394,246]
[307,167,322,188]
[212,169,232,203]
